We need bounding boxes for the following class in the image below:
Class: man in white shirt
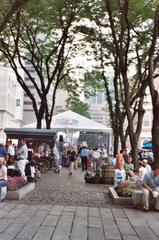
[92,148,101,172]
[6,141,15,165]
[16,139,28,177]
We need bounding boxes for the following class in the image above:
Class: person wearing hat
[141,164,159,212]
[142,159,151,173]
[0,157,7,199]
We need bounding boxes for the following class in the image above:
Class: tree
[76,0,159,167]
[146,5,159,164]
[0,0,92,129]
[68,98,90,118]
[0,0,29,32]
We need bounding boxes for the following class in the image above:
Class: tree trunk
[152,100,159,164]
[129,135,138,170]
[113,134,119,157]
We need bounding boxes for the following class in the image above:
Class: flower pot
[6,182,35,200]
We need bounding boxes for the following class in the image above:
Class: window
[24,101,32,105]
[143,112,150,127]
[16,99,20,106]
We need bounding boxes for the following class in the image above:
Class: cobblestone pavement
[16,167,113,207]
[2,168,159,239]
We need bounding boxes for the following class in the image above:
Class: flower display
[115,181,137,197]
[7,177,27,191]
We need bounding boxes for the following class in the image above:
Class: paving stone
[28,210,48,225]
[89,207,100,217]
[147,222,159,237]
[115,217,137,236]
[5,204,28,218]
[112,208,127,218]
[122,235,140,240]
[0,218,14,233]
[134,226,158,240]
[15,223,40,240]
[32,226,55,240]
[51,212,74,240]
[64,206,76,212]
[16,210,48,239]
[42,214,60,227]
[49,205,64,215]
[2,223,25,237]
[0,234,14,240]
[88,227,105,240]
[71,215,87,240]
[39,204,53,211]
[14,206,39,224]
[100,208,114,221]
[88,216,103,228]
[76,207,88,217]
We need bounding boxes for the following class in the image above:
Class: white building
[0,65,24,143]
[86,90,108,125]
[85,87,154,148]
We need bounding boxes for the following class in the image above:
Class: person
[16,139,28,177]
[114,167,126,187]
[80,146,90,171]
[53,143,60,173]
[141,164,159,212]
[124,156,134,171]
[142,159,151,173]
[0,144,7,158]
[92,147,101,172]
[67,146,77,175]
[6,140,15,165]
[137,161,147,186]
[0,157,7,199]
[115,150,125,170]
[100,146,108,165]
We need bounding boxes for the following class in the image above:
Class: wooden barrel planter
[100,165,115,184]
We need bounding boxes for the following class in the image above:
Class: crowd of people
[0,139,159,212]
[112,149,159,212]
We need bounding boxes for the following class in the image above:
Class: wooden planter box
[6,183,35,200]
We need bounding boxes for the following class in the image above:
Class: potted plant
[115,181,137,197]
[6,176,35,200]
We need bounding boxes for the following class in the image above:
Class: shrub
[7,177,27,191]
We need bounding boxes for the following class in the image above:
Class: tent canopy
[23,110,111,133]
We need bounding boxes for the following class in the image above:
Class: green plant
[115,181,137,197]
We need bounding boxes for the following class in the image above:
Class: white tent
[23,110,111,133]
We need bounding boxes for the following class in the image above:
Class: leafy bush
[7,177,27,191]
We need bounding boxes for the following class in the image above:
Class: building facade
[0,65,24,143]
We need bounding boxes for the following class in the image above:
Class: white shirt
[53,145,60,160]
[138,166,147,181]
[7,145,15,156]
[92,150,101,159]
[0,165,7,180]
[16,144,28,160]
[145,164,151,173]
[114,169,126,187]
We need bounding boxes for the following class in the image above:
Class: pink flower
[7,177,27,191]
